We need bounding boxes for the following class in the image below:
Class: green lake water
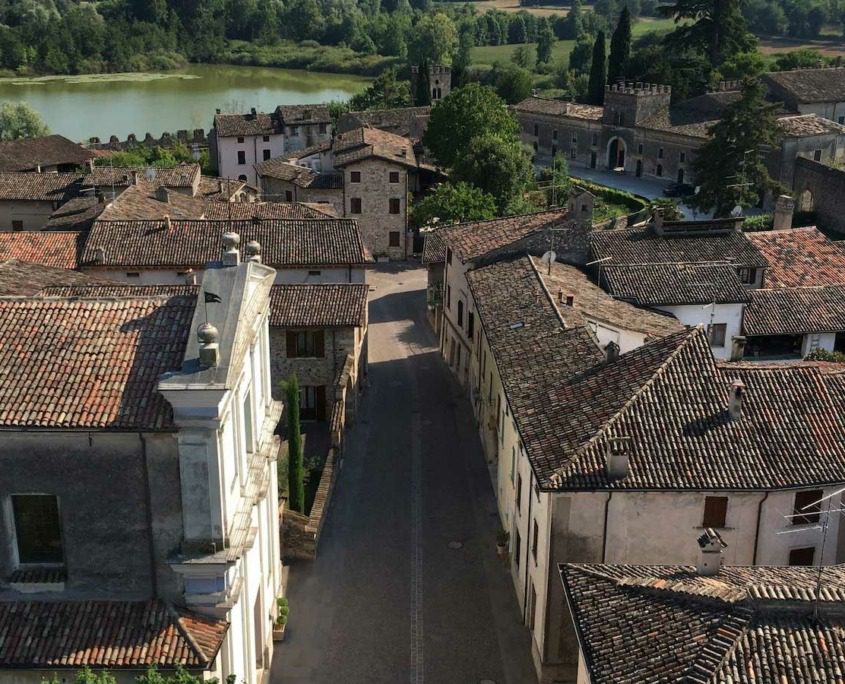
[0,64,370,142]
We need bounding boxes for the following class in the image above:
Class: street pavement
[273,265,537,684]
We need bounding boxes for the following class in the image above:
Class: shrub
[805,349,845,363]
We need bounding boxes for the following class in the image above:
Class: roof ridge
[684,609,751,684]
[169,604,213,664]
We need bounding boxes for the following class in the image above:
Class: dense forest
[0,0,841,77]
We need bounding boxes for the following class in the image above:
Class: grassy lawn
[438,0,580,17]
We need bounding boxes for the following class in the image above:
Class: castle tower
[411,64,452,104]
[602,82,672,128]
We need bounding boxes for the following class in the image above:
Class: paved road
[273,265,537,684]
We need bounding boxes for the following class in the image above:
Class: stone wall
[793,157,845,234]
[86,129,209,153]
[281,447,338,560]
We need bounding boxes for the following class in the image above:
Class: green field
[470,17,676,67]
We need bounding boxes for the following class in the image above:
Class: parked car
[663,182,695,197]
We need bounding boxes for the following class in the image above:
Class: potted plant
[273,597,289,641]
[496,528,510,556]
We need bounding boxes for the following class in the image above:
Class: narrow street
[273,265,537,684]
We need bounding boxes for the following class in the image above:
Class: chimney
[197,322,220,368]
[652,208,665,236]
[92,246,105,264]
[773,195,795,231]
[184,269,197,285]
[250,107,257,117]
[244,240,262,263]
[605,341,620,363]
[696,528,727,576]
[132,171,140,185]
[164,215,172,230]
[156,186,170,204]
[728,379,745,420]
[730,336,747,362]
[222,231,240,266]
[565,293,575,307]
[605,435,631,479]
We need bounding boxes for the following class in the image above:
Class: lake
[0,64,370,142]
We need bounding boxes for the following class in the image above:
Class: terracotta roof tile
[83,164,199,189]
[97,180,206,221]
[0,599,227,668]
[777,114,845,137]
[0,231,84,269]
[0,134,95,172]
[744,285,845,336]
[0,260,110,295]
[255,158,318,184]
[0,172,81,201]
[41,284,197,297]
[214,111,281,137]
[421,228,446,265]
[276,104,331,125]
[337,106,431,139]
[203,201,331,220]
[747,228,845,288]
[763,67,845,104]
[45,196,105,231]
[602,262,751,305]
[269,284,368,327]
[0,296,194,429]
[333,127,418,168]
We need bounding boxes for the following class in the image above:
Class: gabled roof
[203,201,333,220]
[421,228,447,265]
[763,67,845,104]
[0,231,84,269]
[83,164,200,189]
[442,209,571,263]
[337,106,431,139]
[747,227,845,288]
[269,284,369,327]
[531,327,845,490]
[0,172,81,202]
[214,110,281,138]
[97,179,206,221]
[42,284,197,298]
[0,599,227,669]
[638,91,741,138]
[0,134,95,172]
[0,295,195,429]
[0,259,109,296]
[514,96,604,120]
[333,127,418,168]
[255,158,319,184]
[744,285,845,336]
[591,222,767,269]
[276,104,331,125]
[561,562,845,684]
[82,218,371,269]
[602,262,751,305]
[45,196,104,231]
[197,176,247,201]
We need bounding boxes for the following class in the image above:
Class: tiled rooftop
[747,227,845,288]
[0,259,109,295]
[255,158,318,184]
[421,228,447,265]
[0,231,84,269]
[0,295,194,429]
[202,200,332,220]
[276,104,331,124]
[45,196,104,231]
[97,179,206,221]
[82,218,371,269]
[777,114,845,137]
[744,285,845,336]
[197,176,247,200]
[763,67,845,104]
[41,284,197,297]
[333,127,418,168]
[269,284,369,327]
[0,134,95,172]
[442,209,570,263]
[0,599,227,668]
[532,257,684,338]
[214,110,281,137]
[561,562,845,684]
[0,172,81,202]
[337,106,431,138]
[602,262,751,305]
[514,96,604,120]
[83,164,200,189]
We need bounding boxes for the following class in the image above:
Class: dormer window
[738,268,756,284]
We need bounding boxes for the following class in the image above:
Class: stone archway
[607,137,626,170]
[798,188,814,212]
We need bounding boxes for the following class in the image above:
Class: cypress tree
[286,373,305,514]
[415,59,432,106]
[608,7,631,83]
[587,31,607,105]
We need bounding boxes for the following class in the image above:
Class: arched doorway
[677,168,685,184]
[607,137,626,170]
[798,189,814,212]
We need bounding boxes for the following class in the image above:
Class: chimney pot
[652,208,665,235]
[164,215,172,230]
[197,322,220,368]
[605,341,620,363]
[222,231,241,266]
[184,269,197,285]
[696,528,727,576]
[244,240,262,263]
[773,194,795,231]
[730,336,747,362]
[728,379,745,420]
[605,435,631,479]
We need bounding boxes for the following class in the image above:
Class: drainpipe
[752,491,770,565]
[139,433,158,597]
[523,472,534,623]
[601,491,613,563]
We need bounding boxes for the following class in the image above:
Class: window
[656,164,663,177]
[531,519,539,563]
[707,323,727,347]
[510,446,516,483]
[570,148,577,160]
[308,270,321,276]
[468,311,475,339]
[243,391,254,452]
[533,141,538,152]
[350,171,361,183]
[638,143,643,155]
[528,583,537,631]
[533,124,539,136]
[262,135,270,142]
[446,285,451,310]
[389,171,400,183]
[702,496,728,528]
[680,151,686,163]
[12,494,63,564]
[389,198,401,214]
[11,220,23,231]
[789,547,815,566]
[237,151,246,165]
[738,267,756,284]
[839,116,845,125]
[813,149,822,162]
[552,129,558,141]
[125,272,140,278]
[285,330,325,358]
[389,231,400,247]
[457,300,464,327]
[350,197,362,214]
[514,530,522,570]
[319,123,327,134]
[263,149,271,161]
[793,490,823,525]
[571,133,577,144]
[237,136,245,143]
[290,126,299,136]
[516,472,522,513]
[299,386,316,419]
[238,174,247,182]
[658,147,664,159]
[285,190,293,202]
[592,133,598,146]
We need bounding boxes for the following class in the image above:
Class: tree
[414,60,432,106]
[536,18,555,65]
[559,0,584,39]
[494,63,533,104]
[511,45,534,69]
[0,102,49,140]
[688,79,782,218]
[285,373,305,514]
[659,0,755,68]
[538,154,571,206]
[423,83,519,169]
[508,15,528,44]
[587,31,607,105]
[409,12,458,65]
[452,28,474,87]
[412,182,497,226]
[569,33,594,74]
[350,67,411,110]
[607,7,631,83]
[451,133,533,212]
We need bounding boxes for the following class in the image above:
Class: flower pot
[273,623,286,641]
[496,542,508,557]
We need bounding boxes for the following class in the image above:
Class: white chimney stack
[244,240,262,263]
[696,528,727,576]
[197,322,220,367]
[605,435,631,479]
[728,379,746,420]
[730,336,747,362]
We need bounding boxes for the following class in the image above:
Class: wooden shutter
[314,331,325,357]
[315,386,326,421]
[702,496,728,528]
[286,331,297,358]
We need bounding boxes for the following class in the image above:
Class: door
[636,159,642,177]
[315,385,327,421]
[590,151,597,169]
[677,168,685,184]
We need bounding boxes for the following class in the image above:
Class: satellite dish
[730,205,743,218]
[144,166,157,182]
[541,250,557,265]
